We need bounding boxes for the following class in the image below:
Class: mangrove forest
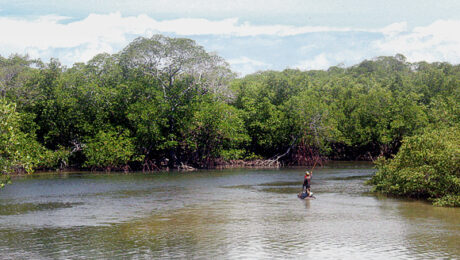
[0,35,459,205]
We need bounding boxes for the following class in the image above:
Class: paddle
[311,159,318,172]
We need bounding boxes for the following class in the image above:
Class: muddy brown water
[0,162,459,259]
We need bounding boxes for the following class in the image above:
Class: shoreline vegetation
[3,158,320,176]
[1,35,459,205]
[369,127,459,207]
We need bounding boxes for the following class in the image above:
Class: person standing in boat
[303,171,312,196]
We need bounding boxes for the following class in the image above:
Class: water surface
[1,162,459,259]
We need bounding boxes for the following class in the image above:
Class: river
[0,162,459,259]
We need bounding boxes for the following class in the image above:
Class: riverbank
[5,160,374,177]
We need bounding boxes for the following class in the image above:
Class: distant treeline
[1,35,459,176]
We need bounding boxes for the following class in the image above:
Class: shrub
[369,126,460,206]
[83,129,141,171]
[1,98,69,188]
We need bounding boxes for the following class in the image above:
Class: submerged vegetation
[0,35,459,204]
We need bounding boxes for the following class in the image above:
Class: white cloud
[0,13,459,74]
[296,20,460,71]
[0,12,356,44]
[374,20,460,63]
[295,51,365,71]
[0,12,359,65]
[379,22,408,36]
[296,54,332,70]
[228,56,269,67]
[228,56,271,76]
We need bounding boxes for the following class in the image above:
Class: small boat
[298,192,316,199]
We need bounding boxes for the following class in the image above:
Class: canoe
[298,192,316,199]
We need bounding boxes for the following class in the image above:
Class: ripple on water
[0,202,84,216]
[0,166,459,259]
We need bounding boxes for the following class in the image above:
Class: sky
[0,0,459,76]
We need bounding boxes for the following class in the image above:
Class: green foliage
[432,195,460,207]
[1,43,459,174]
[0,98,69,187]
[220,149,247,160]
[127,98,164,153]
[231,56,456,160]
[231,72,294,155]
[369,127,460,206]
[0,98,44,173]
[187,100,249,162]
[282,89,340,154]
[83,129,141,171]
[0,174,11,188]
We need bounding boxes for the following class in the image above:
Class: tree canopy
[0,36,458,179]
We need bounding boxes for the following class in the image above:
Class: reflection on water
[0,202,83,216]
[0,163,459,259]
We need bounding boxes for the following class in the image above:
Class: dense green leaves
[231,57,457,160]
[0,98,68,180]
[83,129,140,171]
[187,100,249,164]
[0,35,458,199]
[369,127,460,206]
[0,98,30,173]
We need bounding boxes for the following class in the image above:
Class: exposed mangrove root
[289,142,325,167]
[142,159,161,172]
[178,162,196,171]
[214,159,281,168]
